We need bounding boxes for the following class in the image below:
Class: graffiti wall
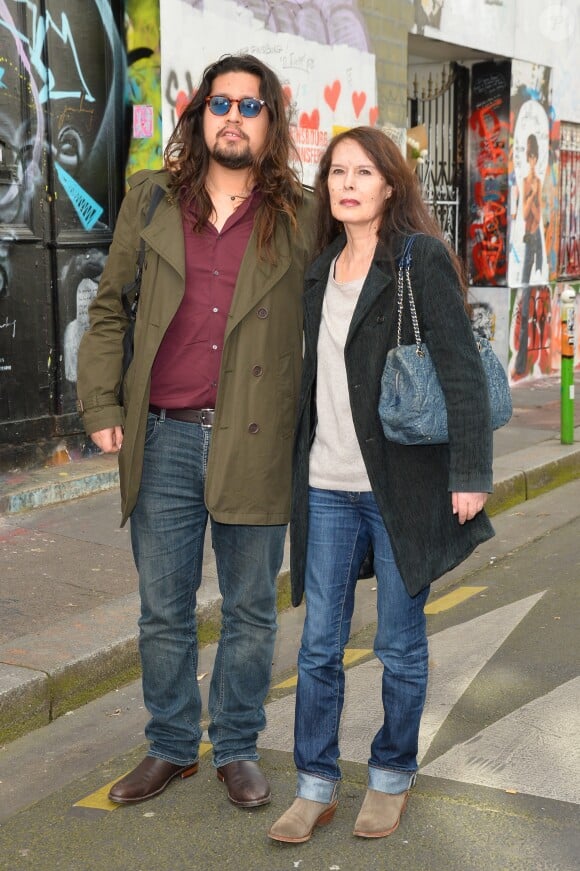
[558,124,579,279]
[467,60,511,287]
[125,0,162,176]
[0,0,125,439]
[160,0,378,186]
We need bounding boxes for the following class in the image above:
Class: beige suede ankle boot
[353,788,409,838]
[268,797,338,843]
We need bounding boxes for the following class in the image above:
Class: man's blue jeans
[294,488,430,802]
[130,412,285,768]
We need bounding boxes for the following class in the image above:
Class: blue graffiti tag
[55,163,104,230]
[0,1,95,103]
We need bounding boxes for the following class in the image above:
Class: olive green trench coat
[77,170,316,526]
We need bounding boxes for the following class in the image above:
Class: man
[77,54,315,808]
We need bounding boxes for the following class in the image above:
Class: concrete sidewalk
[1,374,579,745]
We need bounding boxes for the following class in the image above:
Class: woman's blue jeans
[294,488,430,802]
[130,413,285,768]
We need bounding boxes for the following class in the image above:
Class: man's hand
[91,426,124,453]
[452,491,487,525]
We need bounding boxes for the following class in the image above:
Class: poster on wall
[160,0,378,185]
[508,61,554,289]
[467,61,511,287]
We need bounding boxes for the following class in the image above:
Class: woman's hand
[452,491,487,524]
[90,426,124,453]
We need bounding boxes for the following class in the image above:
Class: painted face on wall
[327,138,392,232]
[203,71,269,170]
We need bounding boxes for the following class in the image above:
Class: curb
[1,435,579,745]
[487,434,580,515]
[0,455,119,516]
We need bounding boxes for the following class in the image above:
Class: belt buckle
[199,408,214,428]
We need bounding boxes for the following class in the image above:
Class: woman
[268,127,494,843]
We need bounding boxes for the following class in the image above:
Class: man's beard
[211,140,254,170]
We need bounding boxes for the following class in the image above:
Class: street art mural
[506,61,560,382]
[467,60,511,287]
[508,62,553,289]
[0,1,126,427]
[125,0,162,176]
[160,0,378,186]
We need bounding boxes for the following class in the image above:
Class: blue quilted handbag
[379,236,512,445]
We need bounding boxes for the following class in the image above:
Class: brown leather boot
[216,760,271,807]
[353,788,409,838]
[268,797,338,843]
[108,756,198,804]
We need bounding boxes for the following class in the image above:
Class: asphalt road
[0,481,579,870]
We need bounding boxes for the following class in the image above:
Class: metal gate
[407,62,469,260]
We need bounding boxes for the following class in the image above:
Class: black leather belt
[149,405,215,426]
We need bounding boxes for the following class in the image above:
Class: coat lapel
[346,261,394,345]
[141,197,186,280]
[225,218,292,340]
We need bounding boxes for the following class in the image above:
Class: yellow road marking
[273,648,372,690]
[74,742,213,810]
[424,586,487,614]
[75,582,486,811]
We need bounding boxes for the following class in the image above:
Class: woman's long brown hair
[313,126,467,296]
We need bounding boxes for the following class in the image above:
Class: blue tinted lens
[238,98,262,118]
[208,96,231,115]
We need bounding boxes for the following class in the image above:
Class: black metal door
[0,0,126,455]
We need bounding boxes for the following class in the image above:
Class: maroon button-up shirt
[149,191,260,409]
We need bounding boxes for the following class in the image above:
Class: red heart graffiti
[324,80,341,111]
[299,109,320,129]
[176,89,195,118]
[282,85,292,107]
[352,91,366,119]
[369,106,379,127]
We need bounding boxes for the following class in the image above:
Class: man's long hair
[313,126,467,296]
[164,54,303,260]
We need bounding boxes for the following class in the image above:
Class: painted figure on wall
[521,134,543,284]
[62,250,107,382]
[509,93,550,288]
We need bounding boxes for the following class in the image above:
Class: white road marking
[421,677,580,805]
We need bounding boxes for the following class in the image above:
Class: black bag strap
[122,183,165,318]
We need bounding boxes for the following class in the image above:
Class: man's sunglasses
[205,95,267,119]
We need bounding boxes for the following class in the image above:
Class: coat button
[376,315,385,323]
[257,306,269,319]
[248,422,260,434]
[252,365,263,377]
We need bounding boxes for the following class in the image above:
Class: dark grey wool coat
[290,232,495,606]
